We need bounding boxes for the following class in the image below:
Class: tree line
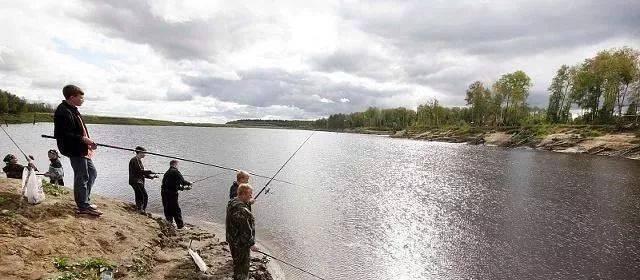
[0,89,54,114]
[314,46,639,131]
[546,47,639,124]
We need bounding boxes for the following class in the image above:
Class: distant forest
[0,89,54,114]
[232,47,640,131]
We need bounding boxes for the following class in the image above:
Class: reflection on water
[2,124,640,279]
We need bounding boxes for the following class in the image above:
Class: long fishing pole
[41,135,301,187]
[2,125,38,171]
[254,132,314,199]
[255,249,327,280]
[1,125,29,161]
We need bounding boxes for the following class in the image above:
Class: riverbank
[0,178,276,280]
[390,125,640,160]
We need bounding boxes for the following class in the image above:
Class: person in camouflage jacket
[225,183,258,280]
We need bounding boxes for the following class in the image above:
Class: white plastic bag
[21,167,45,204]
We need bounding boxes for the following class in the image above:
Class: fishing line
[41,134,302,187]
[256,249,328,280]
[254,132,314,199]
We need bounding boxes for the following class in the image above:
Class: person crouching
[161,160,191,229]
[44,149,64,186]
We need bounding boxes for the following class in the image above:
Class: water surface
[1,124,639,279]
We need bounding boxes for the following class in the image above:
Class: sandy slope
[0,178,274,280]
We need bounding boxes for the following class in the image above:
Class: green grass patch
[42,180,69,197]
[51,257,116,280]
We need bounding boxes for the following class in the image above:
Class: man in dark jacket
[2,154,36,179]
[161,160,191,229]
[54,84,101,216]
[129,146,157,214]
[226,183,259,280]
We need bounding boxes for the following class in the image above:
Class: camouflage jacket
[225,198,255,249]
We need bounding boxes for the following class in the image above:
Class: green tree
[465,81,491,125]
[547,65,573,123]
[493,70,532,125]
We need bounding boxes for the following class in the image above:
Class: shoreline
[0,178,280,280]
[386,126,640,161]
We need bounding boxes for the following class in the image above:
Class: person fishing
[54,84,101,216]
[226,183,258,280]
[229,170,250,199]
[129,146,157,214]
[2,154,36,179]
[44,149,64,186]
[161,160,191,229]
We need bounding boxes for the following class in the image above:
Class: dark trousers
[69,157,96,209]
[130,182,148,211]
[161,191,183,228]
[230,245,250,280]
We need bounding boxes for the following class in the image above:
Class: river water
[2,123,640,279]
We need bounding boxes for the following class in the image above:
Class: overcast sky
[0,1,638,123]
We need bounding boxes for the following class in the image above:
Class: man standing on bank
[129,146,157,214]
[226,183,259,280]
[54,84,101,216]
[161,160,191,229]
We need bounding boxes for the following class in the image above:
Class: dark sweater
[53,101,89,157]
[3,163,25,179]
[229,181,239,199]
[129,156,153,185]
[161,167,190,193]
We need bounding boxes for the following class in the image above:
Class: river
[1,123,639,279]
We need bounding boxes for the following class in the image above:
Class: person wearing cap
[2,154,37,179]
[129,146,157,214]
[44,149,64,186]
[54,84,101,216]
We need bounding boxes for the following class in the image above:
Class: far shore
[5,112,639,161]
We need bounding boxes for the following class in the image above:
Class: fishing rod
[1,125,30,161]
[41,134,301,187]
[2,125,38,171]
[254,132,314,199]
[255,249,327,280]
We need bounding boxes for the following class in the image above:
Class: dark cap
[135,146,147,153]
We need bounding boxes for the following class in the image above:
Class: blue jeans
[69,157,97,209]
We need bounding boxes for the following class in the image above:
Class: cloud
[0,0,638,123]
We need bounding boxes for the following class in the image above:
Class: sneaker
[76,208,103,216]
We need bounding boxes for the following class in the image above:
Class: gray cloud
[343,0,640,57]
[182,68,407,115]
[80,1,283,62]
[3,0,639,122]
